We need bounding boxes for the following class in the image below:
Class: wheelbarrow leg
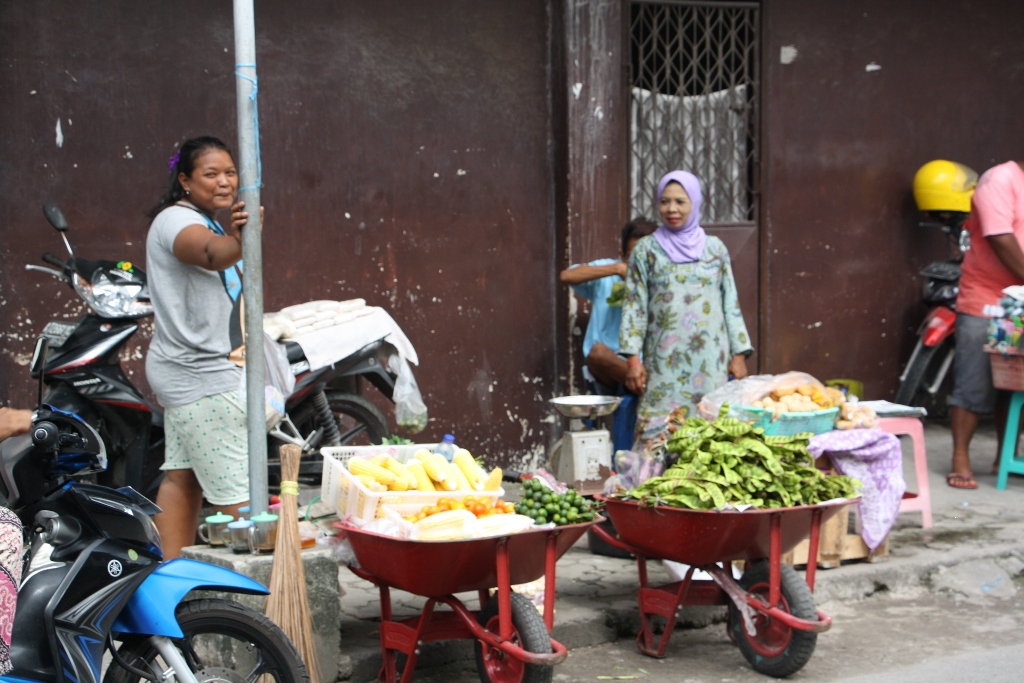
[543,530,557,632]
[804,508,824,592]
[495,537,514,641]
[635,557,694,658]
[376,583,437,683]
[769,512,782,608]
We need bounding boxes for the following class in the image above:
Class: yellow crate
[320,446,504,522]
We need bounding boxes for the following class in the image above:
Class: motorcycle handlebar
[42,253,67,269]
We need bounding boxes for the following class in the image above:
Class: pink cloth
[808,429,905,550]
[958,161,1024,317]
[0,507,21,674]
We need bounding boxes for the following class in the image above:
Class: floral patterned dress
[619,235,752,442]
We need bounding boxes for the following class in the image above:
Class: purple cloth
[808,429,906,550]
[653,170,707,263]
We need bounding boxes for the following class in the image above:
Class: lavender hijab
[653,170,706,263]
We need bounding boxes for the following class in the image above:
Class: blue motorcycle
[0,337,308,683]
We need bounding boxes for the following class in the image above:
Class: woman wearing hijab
[620,170,753,443]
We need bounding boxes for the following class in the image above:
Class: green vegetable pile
[626,404,860,510]
[515,478,596,526]
[606,281,626,307]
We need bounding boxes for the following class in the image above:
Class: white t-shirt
[144,203,243,408]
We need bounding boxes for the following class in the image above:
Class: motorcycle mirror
[31,336,50,406]
[42,204,69,232]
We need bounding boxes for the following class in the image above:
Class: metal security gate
[629,0,760,224]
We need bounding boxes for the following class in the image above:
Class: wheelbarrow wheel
[729,562,818,678]
[474,592,553,683]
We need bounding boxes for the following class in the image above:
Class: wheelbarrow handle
[589,520,638,555]
[502,470,525,483]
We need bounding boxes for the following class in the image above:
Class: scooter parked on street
[0,336,309,683]
[24,204,401,495]
[895,161,977,410]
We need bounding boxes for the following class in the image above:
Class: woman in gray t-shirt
[145,136,259,558]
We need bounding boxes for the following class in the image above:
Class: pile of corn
[348,448,502,493]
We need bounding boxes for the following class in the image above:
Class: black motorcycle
[1,336,308,683]
[26,204,401,494]
[895,211,969,411]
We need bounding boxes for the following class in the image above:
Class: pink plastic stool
[877,417,933,528]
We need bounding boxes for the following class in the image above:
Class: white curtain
[630,85,749,223]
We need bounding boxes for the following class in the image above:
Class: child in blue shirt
[560,218,655,450]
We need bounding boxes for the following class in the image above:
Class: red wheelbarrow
[340,518,598,683]
[592,495,856,678]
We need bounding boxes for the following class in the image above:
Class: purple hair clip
[167,149,182,173]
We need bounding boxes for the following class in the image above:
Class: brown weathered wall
[1,0,560,466]
[761,0,1024,396]
[560,0,631,393]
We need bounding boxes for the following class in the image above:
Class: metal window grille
[630,1,760,225]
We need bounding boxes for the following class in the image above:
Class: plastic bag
[388,354,428,433]
[239,332,297,430]
[696,372,824,419]
[602,448,667,494]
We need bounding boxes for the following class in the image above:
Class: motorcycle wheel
[273,391,389,486]
[895,338,953,410]
[104,598,309,683]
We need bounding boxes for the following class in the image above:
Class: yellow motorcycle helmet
[913,160,978,213]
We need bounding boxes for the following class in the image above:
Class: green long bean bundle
[627,404,860,510]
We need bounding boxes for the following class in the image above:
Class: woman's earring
[184,189,191,196]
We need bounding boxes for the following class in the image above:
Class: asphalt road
[394,587,1024,683]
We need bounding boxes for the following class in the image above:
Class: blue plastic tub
[736,406,838,436]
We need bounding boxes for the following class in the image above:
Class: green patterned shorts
[162,391,250,506]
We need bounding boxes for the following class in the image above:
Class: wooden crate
[782,504,889,569]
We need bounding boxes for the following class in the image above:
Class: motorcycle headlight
[73,272,154,319]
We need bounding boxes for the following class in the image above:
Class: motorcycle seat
[283,341,305,363]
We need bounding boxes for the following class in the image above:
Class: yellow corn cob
[475,514,534,538]
[406,459,436,492]
[414,509,475,540]
[349,457,397,486]
[416,449,449,486]
[371,453,389,467]
[356,474,387,492]
[390,477,411,491]
[436,455,458,491]
[384,457,417,489]
[449,462,472,491]
[454,449,487,489]
[483,467,503,491]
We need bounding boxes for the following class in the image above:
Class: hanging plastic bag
[387,354,429,433]
[239,332,297,430]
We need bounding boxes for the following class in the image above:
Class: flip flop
[946,472,978,490]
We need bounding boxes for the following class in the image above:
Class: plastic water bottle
[433,434,457,462]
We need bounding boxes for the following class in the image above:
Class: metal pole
[233,0,268,515]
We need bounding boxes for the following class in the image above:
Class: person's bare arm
[172,201,260,271]
[0,407,32,441]
[988,234,1024,282]
[559,262,627,284]
[172,225,241,271]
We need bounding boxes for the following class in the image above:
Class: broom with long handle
[265,444,322,683]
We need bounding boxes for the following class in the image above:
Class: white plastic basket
[320,445,504,521]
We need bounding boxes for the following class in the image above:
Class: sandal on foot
[946,472,978,490]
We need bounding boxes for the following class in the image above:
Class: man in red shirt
[947,160,1024,488]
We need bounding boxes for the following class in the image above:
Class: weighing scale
[548,395,621,493]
